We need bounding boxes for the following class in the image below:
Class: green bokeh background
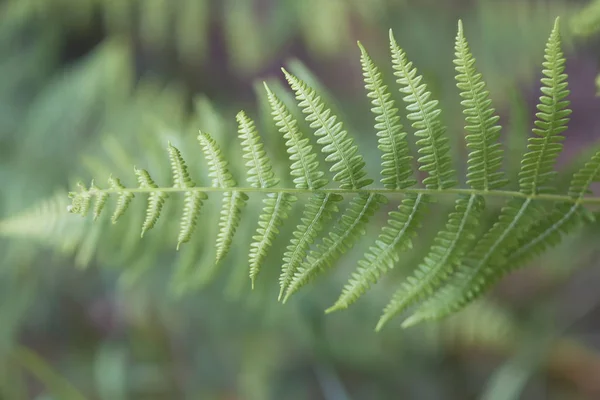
[1,0,600,399]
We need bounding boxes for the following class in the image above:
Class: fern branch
[281,193,386,302]
[198,131,248,264]
[134,167,167,237]
[282,68,372,190]
[236,111,294,286]
[358,41,415,190]
[326,193,429,312]
[376,20,506,330]
[326,31,459,312]
[389,29,456,190]
[402,18,571,326]
[279,192,342,300]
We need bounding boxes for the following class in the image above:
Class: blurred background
[1,0,600,399]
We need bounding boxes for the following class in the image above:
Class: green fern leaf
[358,41,415,191]
[376,20,506,329]
[328,194,429,312]
[264,82,327,190]
[236,111,296,286]
[60,17,600,330]
[282,42,409,301]
[68,182,92,217]
[198,131,248,264]
[282,68,372,190]
[405,18,570,325]
[507,150,600,267]
[282,193,386,302]
[167,143,206,249]
[237,111,280,189]
[278,69,375,297]
[326,30,459,312]
[279,192,342,300]
[248,192,294,287]
[108,176,135,224]
[134,167,168,237]
[389,30,456,191]
[90,181,109,221]
[265,79,340,298]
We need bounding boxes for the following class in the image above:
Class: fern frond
[327,194,429,312]
[506,150,600,267]
[327,31,459,311]
[282,193,385,302]
[67,182,92,217]
[134,167,167,237]
[263,82,327,190]
[167,143,206,249]
[279,45,404,301]
[237,110,295,286]
[237,111,279,189]
[519,18,570,196]
[263,81,342,296]
[279,192,342,300]
[376,195,484,329]
[278,69,378,297]
[90,181,108,221]
[108,176,134,224]
[248,192,294,287]
[405,18,571,325]
[198,131,248,264]
[376,20,506,330]
[358,41,415,190]
[61,17,600,331]
[389,29,456,191]
[282,69,372,190]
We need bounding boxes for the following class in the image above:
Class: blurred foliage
[570,0,600,94]
[1,0,600,399]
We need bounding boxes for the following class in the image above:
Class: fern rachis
[66,17,600,330]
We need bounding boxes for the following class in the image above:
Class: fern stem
[81,186,600,204]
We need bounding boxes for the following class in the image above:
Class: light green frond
[282,42,414,302]
[68,182,92,217]
[249,192,295,287]
[198,131,248,263]
[177,191,205,250]
[264,82,328,190]
[108,176,134,224]
[282,68,373,190]
[134,167,167,237]
[327,194,429,312]
[358,41,414,190]
[454,20,507,191]
[59,17,600,331]
[167,143,206,249]
[403,18,571,326]
[90,180,108,221]
[376,21,508,329]
[237,111,295,285]
[167,142,195,190]
[278,68,375,297]
[278,193,342,300]
[518,18,570,196]
[216,191,247,263]
[389,29,456,190]
[507,150,600,267]
[237,111,279,189]
[376,194,484,330]
[198,131,238,189]
[282,193,386,302]
[329,32,460,312]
